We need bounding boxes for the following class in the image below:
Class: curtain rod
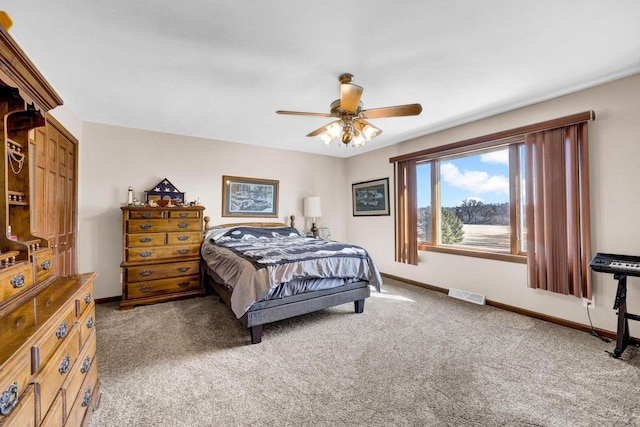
[389,110,595,164]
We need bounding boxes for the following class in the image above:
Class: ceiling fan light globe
[353,133,366,147]
[362,124,379,140]
[319,132,333,145]
[327,122,341,139]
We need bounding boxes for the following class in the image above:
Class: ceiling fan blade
[361,103,422,119]
[276,110,336,118]
[306,120,341,137]
[340,83,363,113]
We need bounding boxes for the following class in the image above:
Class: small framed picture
[352,178,390,216]
[222,175,279,217]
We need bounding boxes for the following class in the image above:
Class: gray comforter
[201,226,382,318]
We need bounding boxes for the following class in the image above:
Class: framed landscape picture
[222,175,279,217]
[352,178,390,216]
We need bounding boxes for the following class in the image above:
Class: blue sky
[417,149,510,208]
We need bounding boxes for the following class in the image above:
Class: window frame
[391,111,594,267]
[415,143,527,263]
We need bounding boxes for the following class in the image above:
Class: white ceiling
[6,1,640,158]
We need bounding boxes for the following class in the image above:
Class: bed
[201,221,382,344]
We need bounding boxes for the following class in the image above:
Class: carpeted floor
[88,278,639,427]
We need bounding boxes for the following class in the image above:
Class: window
[416,144,524,260]
[392,111,593,301]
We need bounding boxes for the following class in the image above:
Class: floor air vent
[448,288,486,305]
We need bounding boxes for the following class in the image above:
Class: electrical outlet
[582,296,595,309]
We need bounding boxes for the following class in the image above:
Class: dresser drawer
[31,302,77,374]
[33,249,54,282]
[126,244,200,262]
[62,330,96,420]
[126,260,200,283]
[127,232,165,247]
[0,384,35,427]
[78,305,96,345]
[65,360,98,427]
[127,218,200,233]
[35,325,81,419]
[166,231,200,245]
[128,210,164,220]
[76,281,94,318]
[168,210,200,219]
[0,349,31,423]
[165,218,200,231]
[127,275,201,299]
[0,263,35,302]
[0,300,35,366]
[39,390,63,427]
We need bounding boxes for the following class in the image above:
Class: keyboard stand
[611,274,640,358]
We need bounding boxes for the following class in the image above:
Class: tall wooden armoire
[0,23,100,427]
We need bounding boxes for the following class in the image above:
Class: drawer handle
[177,249,190,255]
[59,354,71,374]
[56,321,69,339]
[139,251,153,257]
[177,222,190,228]
[177,235,190,241]
[177,267,191,273]
[139,286,153,293]
[81,386,93,407]
[0,382,18,416]
[84,293,92,304]
[86,316,94,329]
[139,237,153,243]
[139,270,154,277]
[178,281,191,288]
[179,213,188,218]
[41,260,52,270]
[81,355,91,373]
[139,224,153,230]
[141,212,151,218]
[10,274,25,288]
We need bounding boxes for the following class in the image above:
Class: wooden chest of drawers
[120,206,206,310]
[0,273,100,427]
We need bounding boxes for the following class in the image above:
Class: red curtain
[525,123,592,298]
[395,159,418,265]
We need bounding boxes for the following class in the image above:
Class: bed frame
[202,217,371,344]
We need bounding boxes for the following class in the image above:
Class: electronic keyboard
[589,253,640,277]
[590,252,640,358]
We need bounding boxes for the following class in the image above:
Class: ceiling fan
[276,73,422,147]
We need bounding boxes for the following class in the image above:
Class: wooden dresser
[0,24,99,426]
[120,206,206,310]
[0,273,99,427]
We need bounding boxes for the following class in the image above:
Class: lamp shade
[304,196,322,218]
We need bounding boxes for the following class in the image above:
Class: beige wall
[77,123,347,299]
[346,73,640,337]
[70,73,640,337]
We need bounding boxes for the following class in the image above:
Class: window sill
[418,245,527,264]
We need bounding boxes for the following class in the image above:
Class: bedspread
[201,226,382,318]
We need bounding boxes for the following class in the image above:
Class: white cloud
[480,150,509,165]
[440,162,509,195]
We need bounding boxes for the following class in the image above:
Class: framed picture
[352,178,390,216]
[222,175,279,217]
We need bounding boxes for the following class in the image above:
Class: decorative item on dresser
[120,205,206,310]
[0,21,99,427]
